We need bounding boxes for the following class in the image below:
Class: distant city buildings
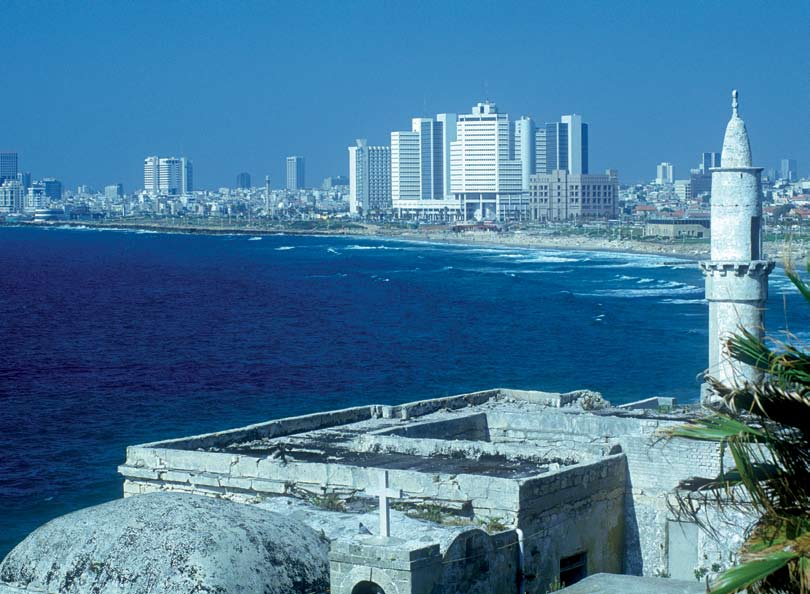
[700,152,721,173]
[286,156,305,190]
[143,156,193,196]
[537,115,589,175]
[656,162,674,185]
[781,158,798,182]
[105,184,124,200]
[322,176,348,190]
[390,114,460,220]
[451,102,523,220]
[348,139,390,215]
[236,172,251,189]
[529,169,618,221]
[0,179,23,213]
[0,152,19,184]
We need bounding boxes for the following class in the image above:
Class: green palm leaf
[708,552,797,594]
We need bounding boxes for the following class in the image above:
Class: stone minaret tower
[701,90,774,401]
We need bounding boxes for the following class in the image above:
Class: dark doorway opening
[560,551,587,587]
[351,581,386,594]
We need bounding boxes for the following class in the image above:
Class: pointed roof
[720,90,753,168]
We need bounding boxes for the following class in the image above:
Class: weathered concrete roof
[558,573,705,593]
[0,492,329,594]
[721,89,753,168]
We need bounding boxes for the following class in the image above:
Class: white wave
[327,248,340,254]
[637,278,655,284]
[615,275,637,281]
[275,246,294,251]
[661,298,707,305]
[578,284,703,299]
[248,236,262,241]
[346,244,402,251]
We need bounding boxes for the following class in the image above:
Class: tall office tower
[0,179,23,213]
[656,162,674,184]
[436,113,457,198]
[700,152,722,172]
[780,158,798,182]
[391,130,420,204]
[105,184,124,200]
[536,115,589,175]
[514,117,536,191]
[348,139,391,215]
[181,158,193,194]
[236,172,251,189]
[286,156,305,190]
[450,102,523,221]
[41,178,62,201]
[265,176,271,213]
[0,152,19,184]
[17,172,31,190]
[158,158,182,195]
[144,156,160,195]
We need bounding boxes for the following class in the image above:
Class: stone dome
[721,89,753,168]
[0,492,330,594]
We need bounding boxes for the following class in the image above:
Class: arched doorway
[351,580,386,594]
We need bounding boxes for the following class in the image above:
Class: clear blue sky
[3,0,808,190]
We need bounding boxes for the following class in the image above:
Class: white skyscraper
[451,102,523,221]
[286,156,305,190]
[514,116,536,191]
[656,162,674,184]
[536,115,589,175]
[390,116,461,220]
[159,158,182,195]
[0,179,23,213]
[348,139,391,215]
[144,156,160,196]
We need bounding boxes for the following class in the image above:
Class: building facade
[391,116,461,220]
[0,179,23,213]
[529,169,618,221]
[144,156,192,196]
[656,162,674,184]
[0,152,18,184]
[514,116,536,191]
[236,172,251,189]
[780,158,798,182]
[348,139,391,215]
[286,156,305,190]
[451,102,524,221]
[536,115,589,175]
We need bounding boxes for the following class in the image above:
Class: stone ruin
[107,387,747,593]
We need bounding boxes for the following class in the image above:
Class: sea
[1,225,807,558]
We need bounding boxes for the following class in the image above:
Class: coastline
[4,219,804,263]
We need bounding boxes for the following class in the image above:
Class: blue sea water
[0,225,807,558]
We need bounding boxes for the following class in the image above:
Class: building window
[559,551,587,587]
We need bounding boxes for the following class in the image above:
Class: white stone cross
[365,469,401,538]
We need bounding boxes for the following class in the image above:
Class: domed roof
[721,90,753,168]
[0,492,330,594]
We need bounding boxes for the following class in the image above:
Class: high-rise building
[286,156,305,190]
[17,172,31,190]
[514,117,536,191]
[159,158,182,195]
[105,184,124,200]
[25,183,48,210]
[236,172,251,189]
[144,156,191,195]
[450,102,524,221]
[780,158,798,182]
[390,116,461,220]
[656,162,674,185]
[700,152,721,173]
[348,139,390,215]
[181,158,193,194]
[0,179,23,213]
[529,169,618,221]
[0,152,19,184]
[536,115,589,175]
[144,156,160,195]
[41,178,62,202]
[435,113,457,199]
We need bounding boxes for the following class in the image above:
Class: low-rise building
[529,169,618,221]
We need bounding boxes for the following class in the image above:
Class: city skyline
[2,1,808,190]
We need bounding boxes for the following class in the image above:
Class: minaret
[701,90,774,401]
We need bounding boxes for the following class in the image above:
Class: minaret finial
[732,89,739,117]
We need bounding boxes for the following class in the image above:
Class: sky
[3,0,809,191]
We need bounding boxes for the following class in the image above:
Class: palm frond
[708,552,797,594]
